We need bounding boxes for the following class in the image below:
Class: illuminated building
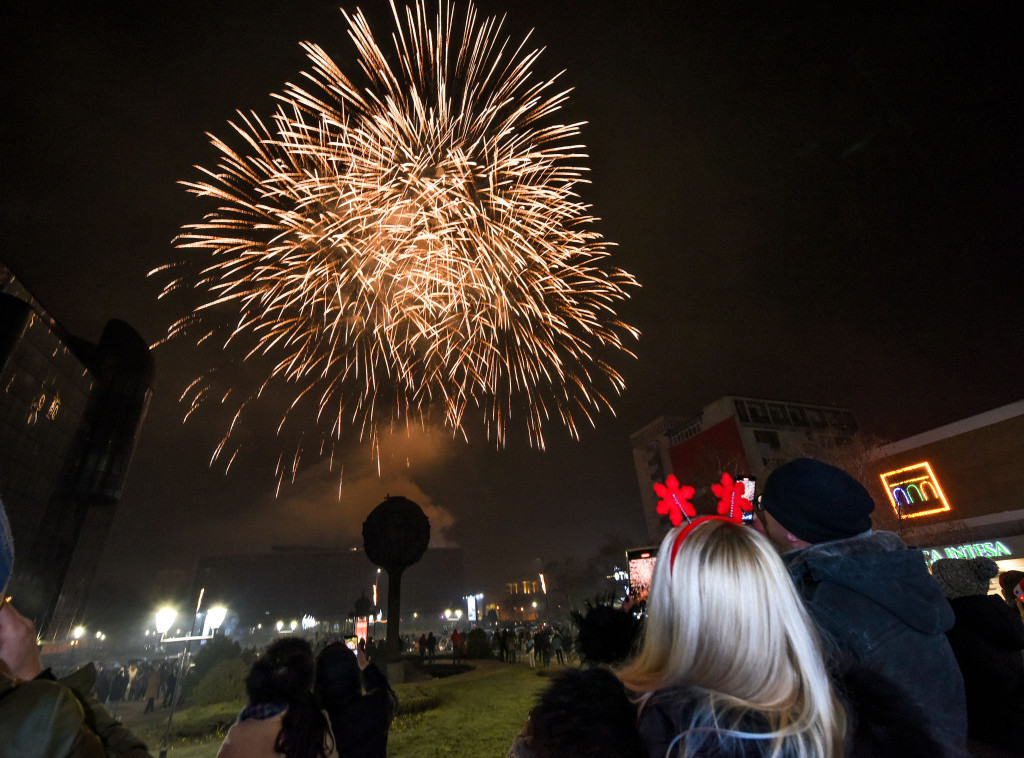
[496,578,543,623]
[0,262,154,638]
[866,400,1024,575]
[632,396,859,540]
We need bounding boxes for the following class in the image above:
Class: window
[806,409,827,429]
[734,400,750,423]
[747,403,769,424]
[768,404,789,426]
[787,406,809,427]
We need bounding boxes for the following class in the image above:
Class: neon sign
[880,461,951,519]
[923,541,1012,566]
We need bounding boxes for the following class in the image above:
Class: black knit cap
[761,458,874,544]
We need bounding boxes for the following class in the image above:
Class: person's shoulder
[220,712,285,745]
[634,687,698,755]
[0,678,106,757]
[5,676,82,712]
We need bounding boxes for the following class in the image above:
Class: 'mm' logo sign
[880,462,951,519]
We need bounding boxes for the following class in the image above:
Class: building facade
[0,263,153,638]
[632,396,859,539]
[866,400,1024,575]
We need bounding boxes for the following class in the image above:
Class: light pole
[156,589,227,758]
[372,568,381,639]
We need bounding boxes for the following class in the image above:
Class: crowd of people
[4,457,1024,756]
[488,625,572,668]
[510,458,1024,757]
[85,659,180,716]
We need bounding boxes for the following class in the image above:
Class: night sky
[3,1,1023,620]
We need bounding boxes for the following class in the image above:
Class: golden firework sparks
[152,0,639,487]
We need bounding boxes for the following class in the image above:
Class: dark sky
[3,1,1023,616]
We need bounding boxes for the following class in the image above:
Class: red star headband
[654,473,754,568]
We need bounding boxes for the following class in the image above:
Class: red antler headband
[653,473,754,568]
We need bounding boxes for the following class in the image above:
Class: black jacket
[946,593,1024,750]
[636,688,782,758]
[785,531,969,757]
[322,662,397,758]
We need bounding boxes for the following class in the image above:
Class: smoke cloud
[202,424,457,552]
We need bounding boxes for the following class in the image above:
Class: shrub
[395,687,441,715]
[192,636,242,681]
[192,657,249,706]
[464,628,493,660]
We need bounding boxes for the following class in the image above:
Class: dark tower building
[0,263,154,639]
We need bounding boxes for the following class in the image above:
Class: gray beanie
[0,495,12,593]
[931,557,998,599]
[761,458,874,544]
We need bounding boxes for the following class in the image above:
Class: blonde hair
[617,520,845,758]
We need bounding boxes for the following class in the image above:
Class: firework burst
[153,0,639,486]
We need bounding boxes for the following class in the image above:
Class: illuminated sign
[923,541,1013,565]
[880,462,951,519]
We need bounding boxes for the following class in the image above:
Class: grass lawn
[389,661,549,757]
[124,660,554,758]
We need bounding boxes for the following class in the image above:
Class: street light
[206,606,228,635]
[157,590,227,758]
[155,607,177,636]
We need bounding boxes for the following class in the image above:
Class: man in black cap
[758,458,968,758]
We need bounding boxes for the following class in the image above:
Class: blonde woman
[618,518,845,758]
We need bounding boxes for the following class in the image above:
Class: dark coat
[946,593,1024,751]
[322,663,397,758]
[785,531,969,757]
[636,688,778,758]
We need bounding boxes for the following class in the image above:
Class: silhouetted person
[316,642,397,758]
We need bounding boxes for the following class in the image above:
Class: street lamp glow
[155,607,177,635]
[72,626,85,640]
[206,606,228,631]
